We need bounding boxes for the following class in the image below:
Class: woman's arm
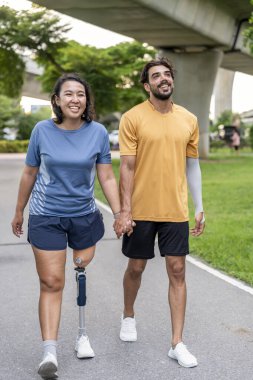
[96,163,124,238]
[11,165,39,237]
[96,163,121,215]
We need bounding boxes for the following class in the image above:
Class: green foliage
[244,0,253,53]
[249,126,253,149]
[0,95,22,138]
[209,139,226,150]
[16,107,52,140]
[213,110,241,130]
[0,5,69,97]
[0,48,25,98]
[0,94,51,140]
[39,40,157,116]
[211,110,242,139]
[189,153,253,286]
[0,140,29,153]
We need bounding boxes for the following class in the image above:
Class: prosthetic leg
[75,267,87,337]
[74,264,95,358]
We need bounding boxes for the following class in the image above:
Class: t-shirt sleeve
[119,114,137,156]
[186,118,199,158]
[96,129,111,164]
[25,125,41,167]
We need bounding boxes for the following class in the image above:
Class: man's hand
[113,210,136,238]
[190,212,205,237]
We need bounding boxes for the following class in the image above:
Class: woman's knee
[73,255,93,268]
[40,275,65,293]
[73,246,95,268]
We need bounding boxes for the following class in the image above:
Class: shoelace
[123,319,135,330]
[176,344,193,358]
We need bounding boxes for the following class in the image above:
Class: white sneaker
[168,342,198,368]
[75,335,95,358]
[120,315,137,342]
[38,352,58,379]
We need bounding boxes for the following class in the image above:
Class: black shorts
[122,221,189,259]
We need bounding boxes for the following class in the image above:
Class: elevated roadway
[33,0,253,156]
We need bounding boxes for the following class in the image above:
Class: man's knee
[126,261,146,279]
[167,258,185,283]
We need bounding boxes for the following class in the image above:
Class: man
[118,57,205,368]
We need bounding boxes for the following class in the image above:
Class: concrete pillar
[213,68,235,120]
[22,72,50,101]
[160,49,223,158]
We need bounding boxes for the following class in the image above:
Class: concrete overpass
[22,58,49,101]
[33,0,253,157]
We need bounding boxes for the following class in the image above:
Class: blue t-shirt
[26,119,111,217]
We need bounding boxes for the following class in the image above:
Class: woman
[11,73,122,379]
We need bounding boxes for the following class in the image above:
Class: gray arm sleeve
[186,157,204,216]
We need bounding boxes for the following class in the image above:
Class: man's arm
[186,157,205,237]
[119,155,136,236]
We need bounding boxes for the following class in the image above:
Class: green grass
[95,152,253,286]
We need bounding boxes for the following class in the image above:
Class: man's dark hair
[140,57,175,84]
[51,73,95,124]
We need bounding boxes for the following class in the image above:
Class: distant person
[230,127,240,151]
[117,57,205,368]
[11,73,122,379]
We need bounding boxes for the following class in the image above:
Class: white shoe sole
[75,345,95,358]
[120,334,137,342]
[168,351,198,368]
[76,351,95,359]
[38,361,58,379]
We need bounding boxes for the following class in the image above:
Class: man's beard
[149,82,173,100]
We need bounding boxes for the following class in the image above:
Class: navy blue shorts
[122,221,189,259]
[28,210,104,251]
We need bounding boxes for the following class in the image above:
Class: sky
[1,0,253,115]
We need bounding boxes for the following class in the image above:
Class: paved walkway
[0,156,253,380]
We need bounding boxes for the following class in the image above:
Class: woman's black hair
[140,57,175,84]
[51,73,95,124]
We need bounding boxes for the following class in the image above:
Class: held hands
[11,212,24,238]
[113,210,136,238]
[190,211,205,237]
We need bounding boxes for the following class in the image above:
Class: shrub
[250,127,253,150]
[0,140,29,153]
[209,139,226,150]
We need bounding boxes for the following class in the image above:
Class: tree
[213,110,241,130]
[39,40,157,116]
[0,95,22,138]
[0,5,70,97]
[249,126,253,150]
[244,0,253,53]
[16,107,52,140]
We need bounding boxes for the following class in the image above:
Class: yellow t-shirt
[119,100,199,222]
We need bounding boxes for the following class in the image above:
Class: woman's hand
[11,212,24,238]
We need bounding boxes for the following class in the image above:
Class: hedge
[0,140,29,153]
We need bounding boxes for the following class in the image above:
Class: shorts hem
[28,239,67,251]
[122,250,155,260]
[161,251,189,257]
[69,229,104,251]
